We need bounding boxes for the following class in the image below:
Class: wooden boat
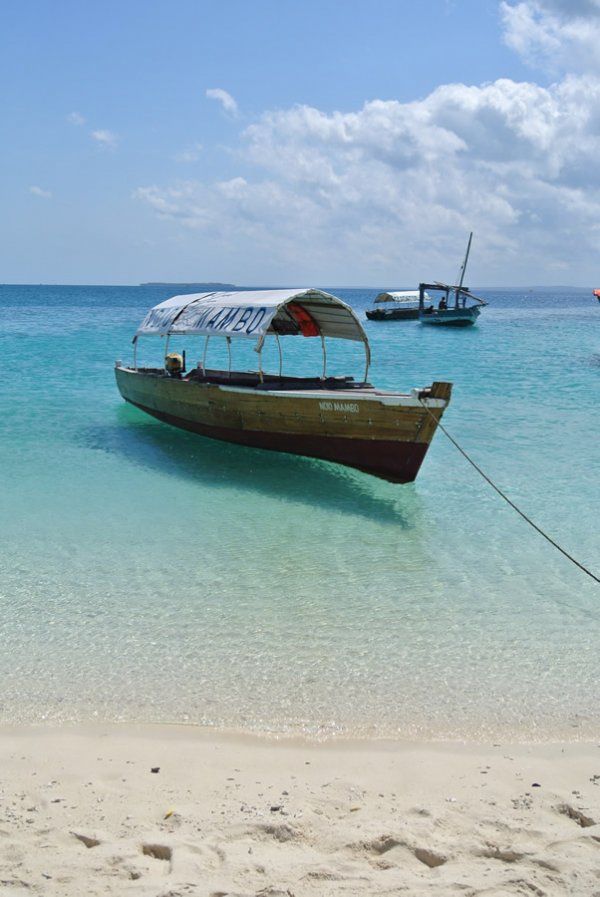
[419,233,488,327]
[366,290,432,321]
[115,288,452,483]
[419,285,485,326]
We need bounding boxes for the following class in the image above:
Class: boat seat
[255,376,355,391]
[186,369,357,391]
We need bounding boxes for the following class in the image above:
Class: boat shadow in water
[82,405,423,527]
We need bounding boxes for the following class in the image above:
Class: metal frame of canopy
[131,288,372,384]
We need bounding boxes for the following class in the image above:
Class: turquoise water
[1,284,599,740]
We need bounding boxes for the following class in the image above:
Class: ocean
[1,283,598,740]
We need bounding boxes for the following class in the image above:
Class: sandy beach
[1,725,600,895]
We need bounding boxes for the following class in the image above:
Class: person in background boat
[438,296,448,310]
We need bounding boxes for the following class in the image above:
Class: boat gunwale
[115,365,449,407]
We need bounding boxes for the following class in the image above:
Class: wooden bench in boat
[180,368,368,391]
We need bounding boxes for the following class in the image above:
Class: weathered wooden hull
[115,367,451,483]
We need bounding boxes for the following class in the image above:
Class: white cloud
[133,183,212,229]
[135,44,600,285]
[67,111,85,126]
[217,177,249,199]
[91,129,118,149]
[175,143,203,163]
[206,88,238,115]
[29,185,52,199]
[501,0,600,73]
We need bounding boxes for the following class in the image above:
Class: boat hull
[115,367,451,483]
[366,307,420,321]
[420,306,481,326]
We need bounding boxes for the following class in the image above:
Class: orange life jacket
[287,302,320,337]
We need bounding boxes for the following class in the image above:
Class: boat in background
[115,288,452,483]
[419,232,488,327]
[366,290,433,321]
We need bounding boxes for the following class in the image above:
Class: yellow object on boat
[165,353,183,374]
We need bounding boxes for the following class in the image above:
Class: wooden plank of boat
[115,288,452,483]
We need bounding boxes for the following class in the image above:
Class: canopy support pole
[275,334,283,377]
[321,334,327,379]
[227,336,232,379]
[363,340,371,383]
[202,336,209,374]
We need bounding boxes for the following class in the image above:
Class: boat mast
[455,231,473,308]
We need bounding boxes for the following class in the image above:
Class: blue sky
[4,0,600,286]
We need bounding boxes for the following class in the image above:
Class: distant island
[140,282,237,289]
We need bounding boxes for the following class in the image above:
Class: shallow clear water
[1,284,599,740]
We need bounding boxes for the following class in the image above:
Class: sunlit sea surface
[1,283,599,741]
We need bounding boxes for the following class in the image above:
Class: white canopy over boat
[374,290,430,304]
[135,289,368,347]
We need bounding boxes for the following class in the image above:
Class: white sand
[1,724,600,895]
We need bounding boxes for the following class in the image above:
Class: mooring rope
[420,400,600,585]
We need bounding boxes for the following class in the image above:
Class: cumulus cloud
[137,72,600,282]
[206,88,238,115]
[134,4,600,284]
[91,129,118,149]
[67,111,85,126]
[501,0,600,72]
[29,186,52,199]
